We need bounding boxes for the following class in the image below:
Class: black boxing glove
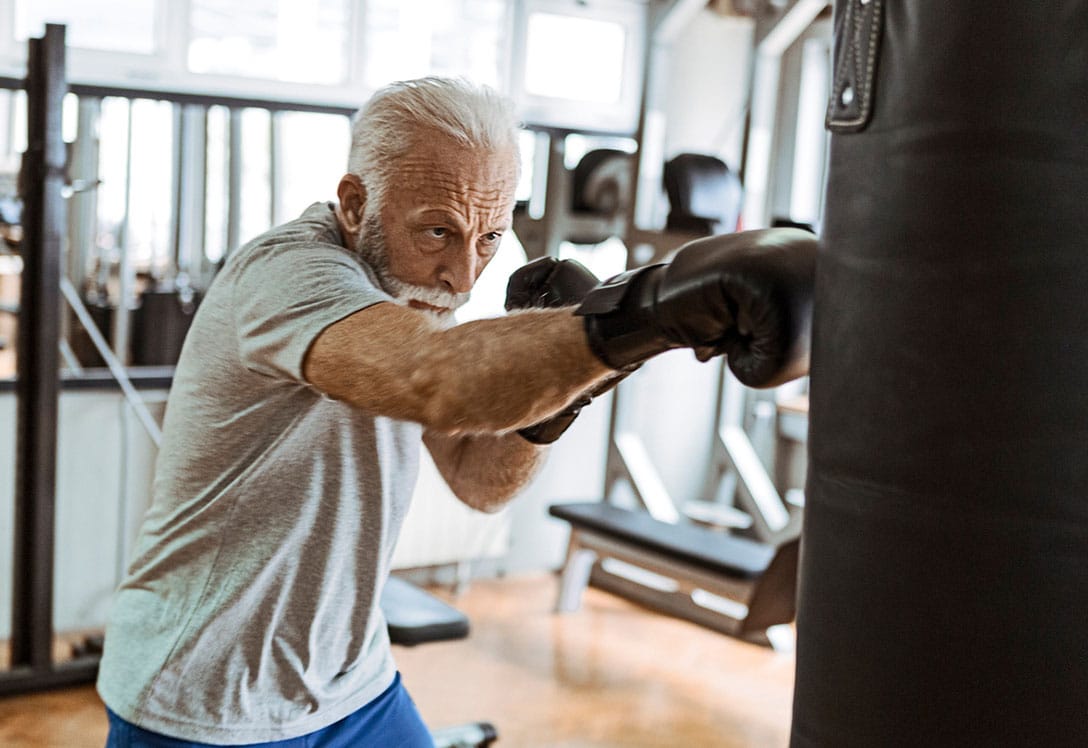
[504,256,598,310]
[575,228,817,388]
[505,257,629,444]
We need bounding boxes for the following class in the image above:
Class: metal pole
[269,111,280,226]
[12,23,65,673]
[226,108,243,256]
[110,101,135,364]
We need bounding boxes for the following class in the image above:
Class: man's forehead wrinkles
[396,163,511,195]
[393,177,514,213]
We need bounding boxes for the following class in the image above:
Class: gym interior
[2,1,1086,746]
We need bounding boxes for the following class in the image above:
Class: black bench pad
[381,575,469,646]
[549,502,775,579]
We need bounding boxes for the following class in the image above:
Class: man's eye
[482,232,502,245]
[428,227,448,238]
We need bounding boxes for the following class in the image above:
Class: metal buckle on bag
[826,0,884,133]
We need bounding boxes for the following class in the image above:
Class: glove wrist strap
[575,264,677,369]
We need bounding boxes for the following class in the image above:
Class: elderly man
[97,77,815,746]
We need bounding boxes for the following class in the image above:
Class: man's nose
[441,243,479,294]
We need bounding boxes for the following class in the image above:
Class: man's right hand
[504,256,599,311]
[576,228,817,388]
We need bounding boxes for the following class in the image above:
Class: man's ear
[336,174,367,238]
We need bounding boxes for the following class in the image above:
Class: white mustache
[387,277,469,313]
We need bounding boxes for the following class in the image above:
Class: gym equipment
[560,144,800,539]
[569,148,634,245]
[549,502,798,648]
[663,154,743,236]
[382,576,498,748]
[511,139,638,261]
[544,146,808,640]
[129,282,201,367]
[793,2,1088,746]
[550,229,813,647]
[512,140,737,265]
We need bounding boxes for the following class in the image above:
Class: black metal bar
[0,367,175,393]
[0,80,638,141]
[0,73,356,117]
[170,103,185,277]
[69,82,358,117]
[0,660,99,697]
[12,24,66,674]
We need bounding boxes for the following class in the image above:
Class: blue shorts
[105,672,434,747]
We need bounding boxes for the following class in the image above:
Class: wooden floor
[0,574,795,747]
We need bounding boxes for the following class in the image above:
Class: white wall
[0,389,165,638]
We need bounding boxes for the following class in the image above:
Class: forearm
[305,303,612,434]
[424,430,545,512]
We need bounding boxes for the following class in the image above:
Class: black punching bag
[793,2,1088,746]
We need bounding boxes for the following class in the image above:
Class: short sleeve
[231,243,391,381]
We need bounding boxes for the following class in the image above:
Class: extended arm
[304,302,605,509]
[303,301,612,435]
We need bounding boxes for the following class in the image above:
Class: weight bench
[548,502,799,649]
[380,575,499,748]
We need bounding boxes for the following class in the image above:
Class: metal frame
[555,524,798,650]
[2,23,101,697]
[696,363,803,544]
[740,0,830,230]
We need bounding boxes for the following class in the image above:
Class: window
[5,0,649,134]
[363,0,507,89]
[203,106,230,264]
[188,0,352,86]
[524,13,625,103]
[5,0,655,283]
[93,98,175,276]
[511,0,647,134]
[275,112,351,222]
[15,0,158,55]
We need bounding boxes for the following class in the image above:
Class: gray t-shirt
[97,202,422,744]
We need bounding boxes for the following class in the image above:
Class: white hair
[347,76,522,210]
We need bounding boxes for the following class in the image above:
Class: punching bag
[793,2,1088,746]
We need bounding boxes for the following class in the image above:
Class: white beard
[356,213,468,329]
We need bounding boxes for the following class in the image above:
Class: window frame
[0,0,376,109]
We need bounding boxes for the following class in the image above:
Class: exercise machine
[549,502,797,649]
[543,140,802,649]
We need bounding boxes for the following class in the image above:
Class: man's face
[357,135,519,320]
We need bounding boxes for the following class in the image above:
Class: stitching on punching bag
[826,0,883,133]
